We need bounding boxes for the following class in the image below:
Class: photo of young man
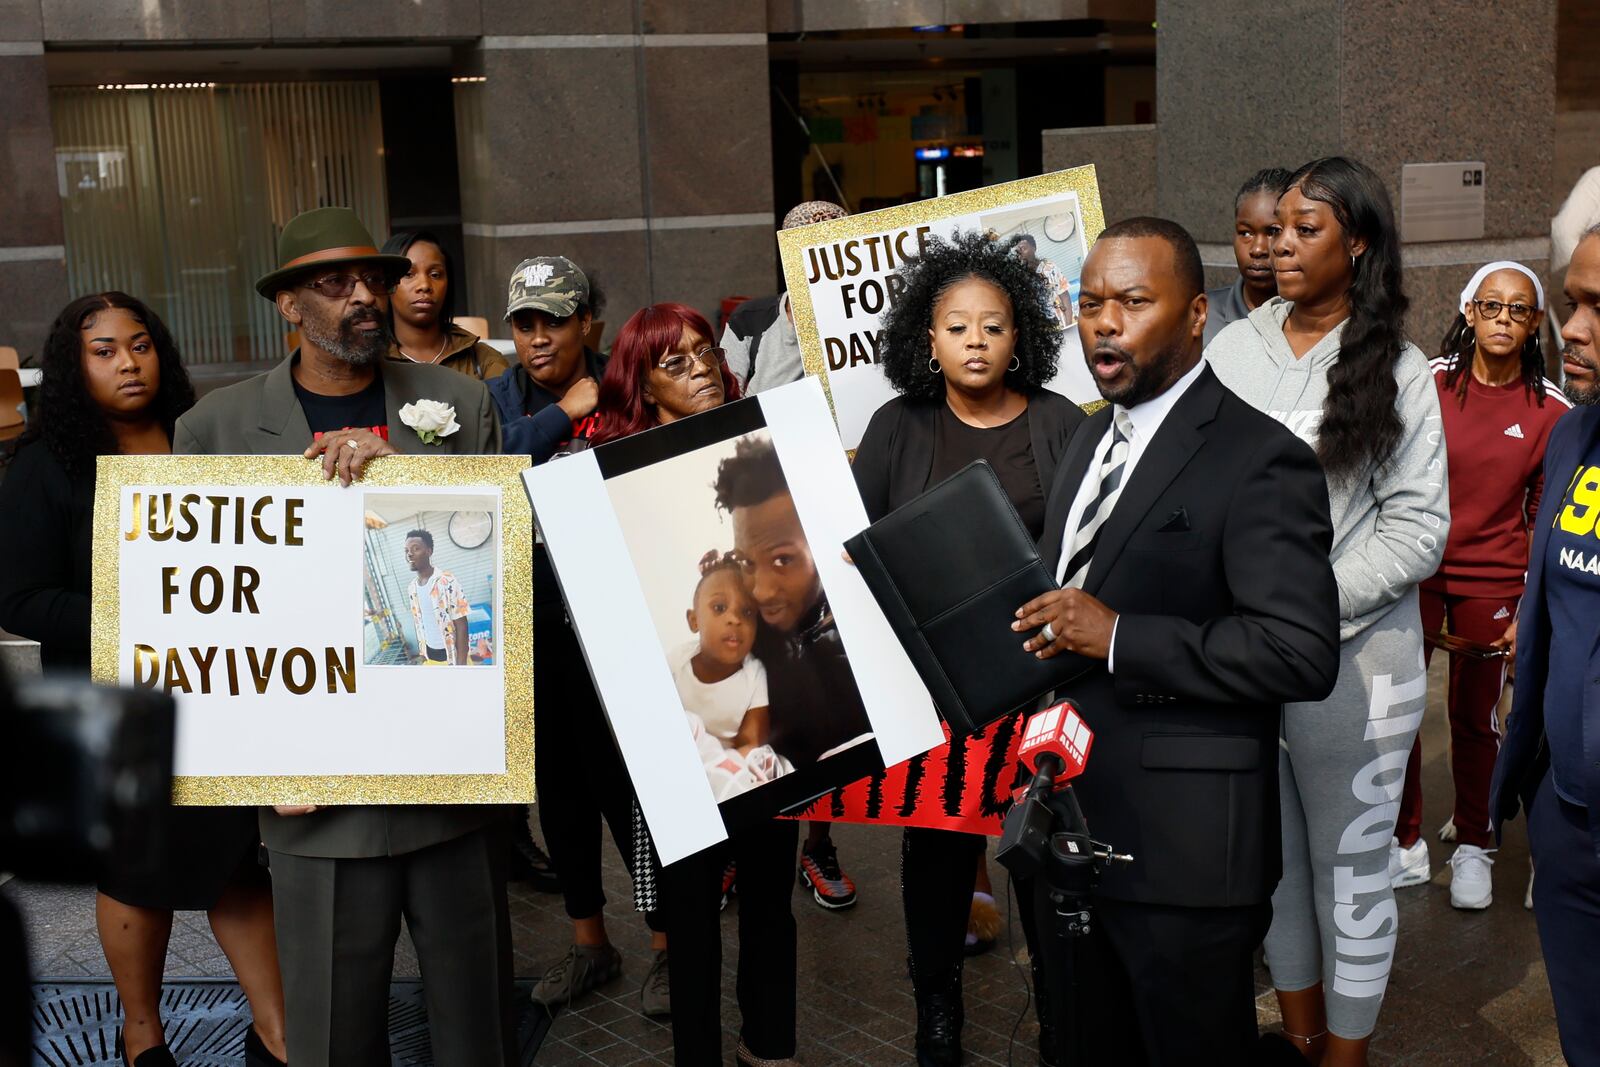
[405,529,470,666]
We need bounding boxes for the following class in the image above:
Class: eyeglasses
[1471,299,1537,324]
[300,270,396,298]
[657,346,725,379]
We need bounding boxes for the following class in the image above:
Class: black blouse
[928,404,1047,540]
[852,391,1087,537]
[0,440,95,670]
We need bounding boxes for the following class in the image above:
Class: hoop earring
[1008,355,1021,372]
[928,357,941,374]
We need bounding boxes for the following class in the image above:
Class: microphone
[997,701,1093,879]
[1018,699,1094,785]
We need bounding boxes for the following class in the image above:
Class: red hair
[591,302,742,445]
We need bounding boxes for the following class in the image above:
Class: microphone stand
[996,753,1131,1064]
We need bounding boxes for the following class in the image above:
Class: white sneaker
[1449,844,1494,909]
[1389,836,1430,888]
[1525,861,1535,911]
[1438,816,1457,842]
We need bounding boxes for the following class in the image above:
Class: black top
[0,440,94,670]
[929,405,1046,540]
[853,391,1086,535]
[291,372,387,438]
[756,599,873,768]
[488,348,608,464]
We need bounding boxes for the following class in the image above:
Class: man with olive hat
[175,206,514,1067]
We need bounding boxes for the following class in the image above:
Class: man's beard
[1093,337,1189,408]
[300,305,390,367]
[1561,343,1600,406]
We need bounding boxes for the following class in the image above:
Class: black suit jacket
[1038,364,1338,908]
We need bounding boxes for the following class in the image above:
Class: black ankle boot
[914,988,964,1067]
[1031,958,1059,1067]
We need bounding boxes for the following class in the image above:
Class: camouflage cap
[504,256,589,321]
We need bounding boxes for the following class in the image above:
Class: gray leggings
[1263,586,1427,1040]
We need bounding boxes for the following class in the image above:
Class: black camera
[1,672,176,882]
[0,667,176,1067]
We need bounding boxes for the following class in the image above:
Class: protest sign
[778,165,1105,450]
[91,455,533,806]
[523,377,944,864]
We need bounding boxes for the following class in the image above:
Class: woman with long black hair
[1207,157,1449,1066]
[1392,263,1568,910]
[0,294,287,1067]
[858,229,1084,1067]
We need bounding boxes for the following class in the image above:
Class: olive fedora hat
[254,206,413,299]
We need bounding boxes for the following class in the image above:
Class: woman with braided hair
[1392,261,1567,910]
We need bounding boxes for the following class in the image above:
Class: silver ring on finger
[1040,621,1057,644]
[346,438,360,449]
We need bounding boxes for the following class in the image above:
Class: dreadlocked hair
[712,433,786,513]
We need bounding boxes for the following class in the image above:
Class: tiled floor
[6,658,1565,1064]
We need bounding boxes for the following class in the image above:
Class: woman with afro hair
[855,229,1088,1067]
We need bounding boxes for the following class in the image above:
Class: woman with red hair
[591,302,740,446]
[597,304,808,1066]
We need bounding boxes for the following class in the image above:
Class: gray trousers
[1264,587,1427,1040]
[269,824,515,1067]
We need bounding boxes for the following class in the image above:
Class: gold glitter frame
[91,454,535,806]
[778,165,1106,426]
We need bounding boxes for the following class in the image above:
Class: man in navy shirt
[1492,222,1600,1064]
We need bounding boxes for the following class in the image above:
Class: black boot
[1031,958,1059,1067]
[914,985,964,1067]
[915,959,960,1067]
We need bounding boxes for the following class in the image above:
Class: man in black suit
[1011,217,1340,1064]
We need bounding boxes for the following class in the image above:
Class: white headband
[1458,260,1544,314]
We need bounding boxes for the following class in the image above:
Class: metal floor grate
[30,979,550,1066]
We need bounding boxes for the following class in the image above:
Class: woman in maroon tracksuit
[1392,261,1570,909]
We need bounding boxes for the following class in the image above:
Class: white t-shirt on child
[668,639,768,740]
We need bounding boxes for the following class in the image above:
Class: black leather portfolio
[844,460,1092,736]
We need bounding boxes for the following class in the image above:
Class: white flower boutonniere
[399,399,461,445]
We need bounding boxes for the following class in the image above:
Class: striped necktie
[1059,409,1133,590]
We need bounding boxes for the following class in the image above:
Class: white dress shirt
[1054,358,1208,670]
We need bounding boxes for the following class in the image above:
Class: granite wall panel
[467,44,645,227]
[639,44,773,219]
[1155,0,1341,242]
[1042,124,1156,226]
[0,53,62,250]
[0,256,69,363]
[40,0,269,42]
[1341,0,1554,242]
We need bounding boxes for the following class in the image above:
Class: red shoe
[798,837,857,910]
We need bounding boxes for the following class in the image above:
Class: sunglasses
[300,270,396,299]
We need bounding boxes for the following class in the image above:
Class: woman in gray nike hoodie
[1207,157,1448,1065]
